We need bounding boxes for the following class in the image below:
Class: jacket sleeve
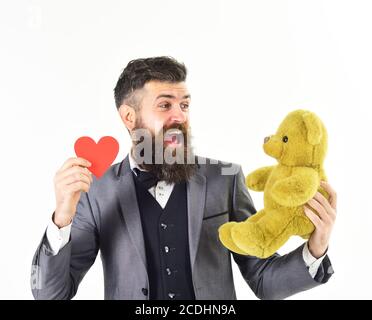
[230,165,334,300]
[31,192,99,300]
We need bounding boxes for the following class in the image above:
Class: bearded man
[31,57,336,300]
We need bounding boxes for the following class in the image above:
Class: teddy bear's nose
[264,136,271,143]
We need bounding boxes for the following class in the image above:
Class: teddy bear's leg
[217,210,267,255]
[224,209,268,258]
[231,208,297,258]
[292,213,315,239]
[218,222,250,255]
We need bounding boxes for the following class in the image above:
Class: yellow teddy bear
[218,109,328,258]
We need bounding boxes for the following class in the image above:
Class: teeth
[165,129,182,136]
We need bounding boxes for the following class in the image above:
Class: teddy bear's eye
[282,136,288,143]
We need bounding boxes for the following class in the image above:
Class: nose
[264,136,271,143]
[169,105,187,124]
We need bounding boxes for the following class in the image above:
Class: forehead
[143,80,190,98]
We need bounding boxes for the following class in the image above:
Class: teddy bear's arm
[271,167,319,207]
[246,166,274,192]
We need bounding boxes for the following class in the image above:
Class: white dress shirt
[46,153,326,278]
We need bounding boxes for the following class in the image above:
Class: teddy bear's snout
[264,136,271,143]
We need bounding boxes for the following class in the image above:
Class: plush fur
[218,110,328,258]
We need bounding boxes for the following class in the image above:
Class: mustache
[134,122,191,147]
[132,119,189,140]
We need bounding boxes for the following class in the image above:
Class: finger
[59,157,92,171]
[65,181,90,194]
[55,169,92,186]
[56,166,93,183]
[60,166,93,182]
[315,191,337,222]
[313,192,333,215]
[306,199,330,223]
[304,206,323,229]
[59,172,92,187]
[320,181,337,210]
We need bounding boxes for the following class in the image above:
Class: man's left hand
[304,181,337,258]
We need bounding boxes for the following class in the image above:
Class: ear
[302,112,323,145]
[118,104,136,131]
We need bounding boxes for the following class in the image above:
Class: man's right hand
[53,157,93,228]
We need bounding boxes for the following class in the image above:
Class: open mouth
[164,128,184,146]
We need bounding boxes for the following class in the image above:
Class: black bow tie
[133,168,159,189]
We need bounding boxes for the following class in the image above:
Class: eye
[180,103,189,110]
[159,102,171,109]
[282,136,288,143]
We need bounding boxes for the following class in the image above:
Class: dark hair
[114,56,187,109]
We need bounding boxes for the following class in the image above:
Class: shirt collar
[129,149,174,186]
[128,149,147,174]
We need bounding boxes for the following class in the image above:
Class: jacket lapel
[116,156,147,271]
[187,170,207,274]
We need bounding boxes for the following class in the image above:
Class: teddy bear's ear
[302,112,323,145]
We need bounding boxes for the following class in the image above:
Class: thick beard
[131,120,197,184]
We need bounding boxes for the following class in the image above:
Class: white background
[1,0,371,299]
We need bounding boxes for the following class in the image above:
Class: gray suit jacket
[31,155,333,300]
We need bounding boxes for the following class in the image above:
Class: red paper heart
[74,136,119,178]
